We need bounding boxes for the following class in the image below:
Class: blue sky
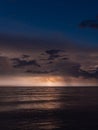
[0,0,98,46]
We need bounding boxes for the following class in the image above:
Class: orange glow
[0,75,97,86]
[0,76,65,86]
[38,76,65,86]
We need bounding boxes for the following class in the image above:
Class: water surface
[0,87,98,130]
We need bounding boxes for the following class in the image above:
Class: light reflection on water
[0,87,63,111]
[1,87,98,130]
[0,87,98,112]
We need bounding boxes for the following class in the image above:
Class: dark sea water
[0,87,98,130]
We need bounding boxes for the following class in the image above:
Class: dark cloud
[56,60,98,79]
[22,54,30,59]
[45,49,64,61]
[10,50,98,80]
[26,69,56,74]
[11,58,40,68]
[46,49,62,55]
[79,17,98,29]
[79,68,98,78]
[61,57,68,60]
[56,61,81,77]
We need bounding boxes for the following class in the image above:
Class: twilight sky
[0,0,98,86]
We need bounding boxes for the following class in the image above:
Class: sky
[0,0,98,86]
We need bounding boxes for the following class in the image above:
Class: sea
[0,87,98,130]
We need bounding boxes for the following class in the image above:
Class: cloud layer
[0,34,98,85]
